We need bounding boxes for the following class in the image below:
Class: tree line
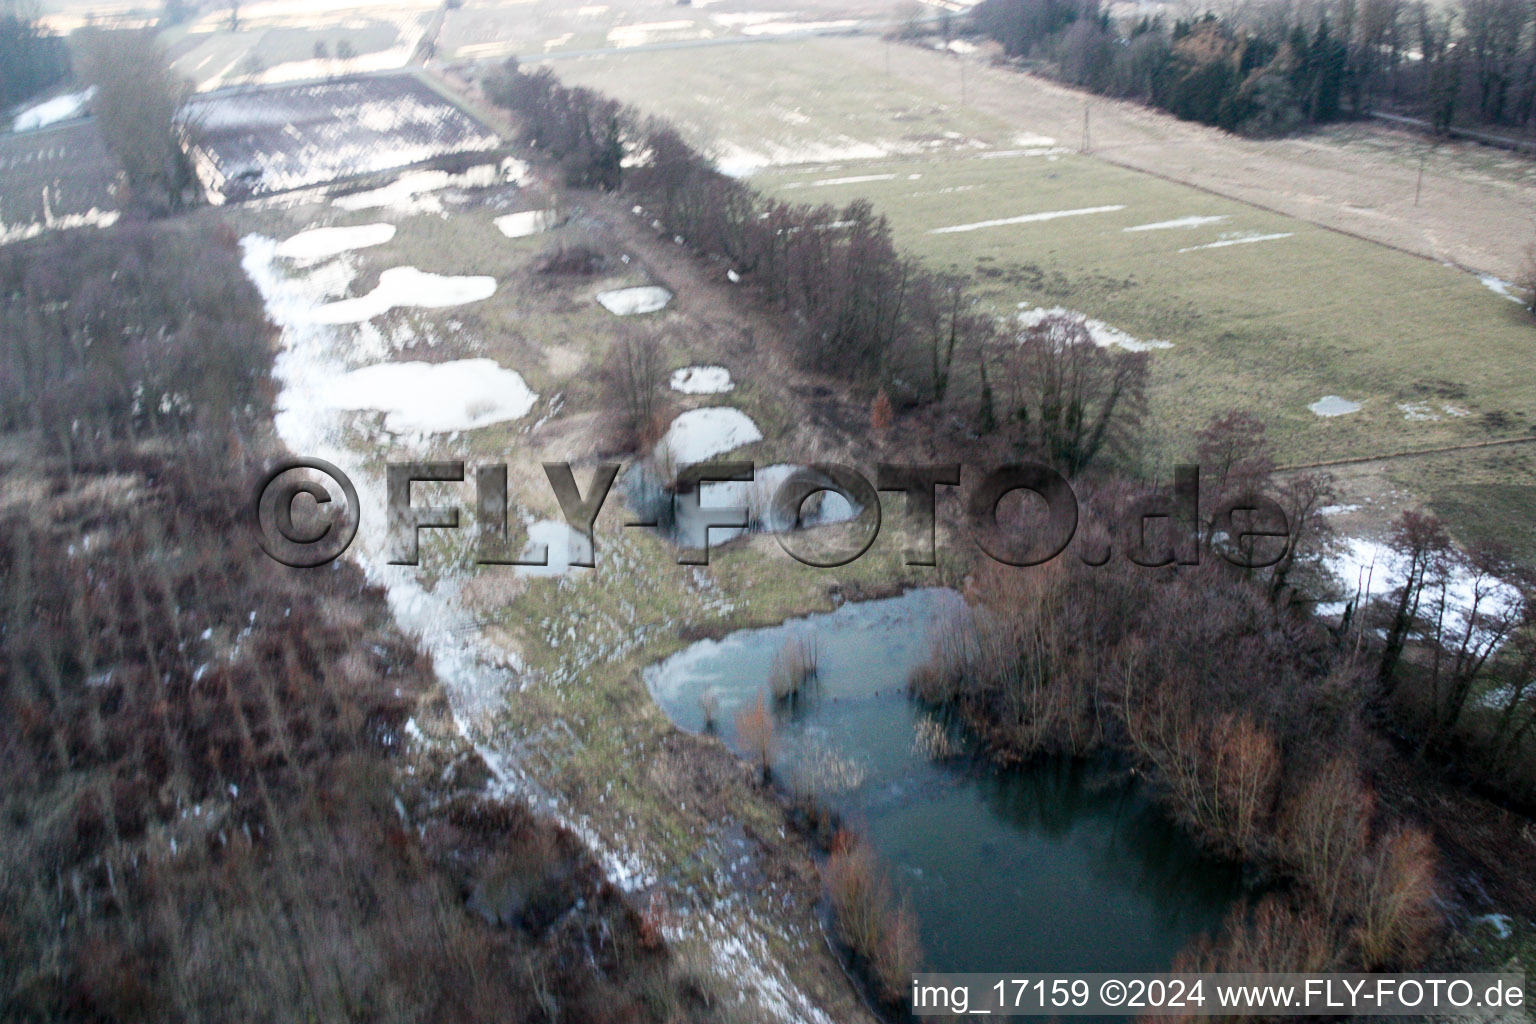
[0,10,69,116]
[971,0,1536,136]
[485,59,1149,478]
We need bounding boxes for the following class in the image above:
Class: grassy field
[755,148,1535,464]
[553,36,1536,554]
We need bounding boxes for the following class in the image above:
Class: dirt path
[872,38,1536,282]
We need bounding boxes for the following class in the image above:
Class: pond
[643,588,1244,976]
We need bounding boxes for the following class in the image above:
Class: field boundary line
[1277,435,1536,471]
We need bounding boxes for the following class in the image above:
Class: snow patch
[1177,231,1293,253]
[513,519,590,577]
[333,159,528,214]
[929,205,1124,234]
[660,407,762,463]
[1478,273,1526,304]
[494,209,556,238]
[11,87,95,131]
[314,267,495,324]
[1308,395,1361,417]
[597,286,672,315]
[670,365,734,394]
[1124,215,1228,232]
[1016,305,1172,352]
[275,222,395,261]
[1324,536,1521,631]
[323,358,538,434]
[741,18,857,35]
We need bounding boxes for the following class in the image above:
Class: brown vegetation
[734,694,776,782]
[487,66,1145,475]
[596,323,670,453]
[769,634,820,703]
[902,409,1467,973]
[0,222,697,1023]
[821,831,922,1005]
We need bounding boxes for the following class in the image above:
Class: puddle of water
[644,589,1243,975]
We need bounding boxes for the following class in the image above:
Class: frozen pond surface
[644,589,1242,975]
[597,285,673,315]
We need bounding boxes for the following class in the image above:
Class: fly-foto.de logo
[252,458,1292,571]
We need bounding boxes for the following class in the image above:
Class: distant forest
[969,0,1536,137]
[1,12,70,113]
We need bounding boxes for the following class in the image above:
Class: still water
[643,588,1244,974]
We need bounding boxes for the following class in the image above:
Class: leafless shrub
[734,694,775,781]
[769,634,819,702]
[597,325,669,453]
[1353,826,1440,969]
[822,830,923,1005]
[1171,894,1343,980]
[1280,754,1374,916]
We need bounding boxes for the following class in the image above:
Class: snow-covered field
[10,88,94,132]
[186,76,503,200]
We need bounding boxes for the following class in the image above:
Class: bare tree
[597,325,667,452]
[76,29,196,215]
[997,313,1149,475]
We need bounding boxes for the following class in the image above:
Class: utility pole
[1081,101,1091,153]
[1415,147,1428,205]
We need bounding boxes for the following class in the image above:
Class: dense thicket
[0,223,690,1024]
[485,61,1148,476]
[0,221,269,461]
[971,0,1536,136]
[0,13,69,114]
